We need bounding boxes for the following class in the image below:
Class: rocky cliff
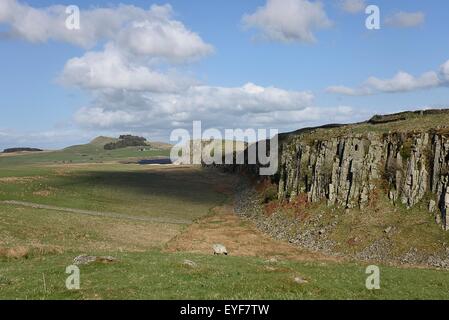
[276,111,449,231]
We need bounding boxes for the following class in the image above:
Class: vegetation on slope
[0,136,171,166]
[104,135,147,150]
[280,108,449,144]
[2,148,43,153]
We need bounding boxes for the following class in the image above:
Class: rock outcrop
[277,131,449,230]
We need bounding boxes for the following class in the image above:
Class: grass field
[0,145,169,167]
[0,163,229,221]
[1,144,449,300]
[2,250,449,299]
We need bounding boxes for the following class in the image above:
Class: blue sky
[0,0,448,149]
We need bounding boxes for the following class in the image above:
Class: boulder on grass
[73,255,117,266]
[212,244,228,255]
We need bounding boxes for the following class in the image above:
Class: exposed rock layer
[277,131,449,230]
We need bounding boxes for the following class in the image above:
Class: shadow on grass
[54,168,232,206]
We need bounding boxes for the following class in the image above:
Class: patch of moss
[400,140,413,160]
[263,184,279,203]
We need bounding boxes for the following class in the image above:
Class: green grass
[0,145,169,167]
[1,141,449,300]
[1,250,449,299]
[282,110,449,144]
[0,164,229,221]
[0,204,182,253]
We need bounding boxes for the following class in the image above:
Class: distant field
[0,145,170,167]
[0,163,231,221]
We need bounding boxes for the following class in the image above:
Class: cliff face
[277,131,449,230]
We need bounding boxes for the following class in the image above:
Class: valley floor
[0,159,449,299]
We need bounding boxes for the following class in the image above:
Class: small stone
[265,266,277,271]
[73,255,97,265]
[96,256,117,263]
[182,259,197,268]
[265,257,278,263]
[212,244,228,255]
[73,255,117,266]
[293,276,308,284]
[318,229,325,235]
[428,200,436,213]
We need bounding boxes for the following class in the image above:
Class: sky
[0,0,448,149]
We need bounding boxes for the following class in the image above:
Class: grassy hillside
[280,108,449,143]
[1,123,449,300]
[244,108,449,268]
[0,164,230,222]
[0,136,171,167]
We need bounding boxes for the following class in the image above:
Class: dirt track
[1,200,191,225]
[165,204,339,262]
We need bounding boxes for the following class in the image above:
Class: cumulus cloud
[0,1,213,61]
[242,0,332,43]
[74,91,360,139]
[339,0,366,14]
[74,83,316,130]
[327,60,449,96]
[59,44,194,92]
[385,11,425,28]
[116,20,213,62]
[0,0,213,93]
[1,0,357,140]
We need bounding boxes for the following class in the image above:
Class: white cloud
[0,128,94,150]
[0,1,213,61]
[242,0,332,43]
[74,83,316,130]
[440,60,449,82]
[339,0,366,14]
[385,11,425,28]
[363,71,439,93]
[1,0,357,141]
[59,44,194,92]
[72,84,363,139]
[326,85,359,96]
[1,0,215,92]
[116,20,213,62]
[327,60,449,96]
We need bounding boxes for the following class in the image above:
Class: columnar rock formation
[277,131,449,231]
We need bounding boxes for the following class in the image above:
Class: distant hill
[146,141,173,150]
[0,136,172,165]
[89,136,119,146]
[104,135,147,150]
[2,147,43,153]
[65,136,172,153]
